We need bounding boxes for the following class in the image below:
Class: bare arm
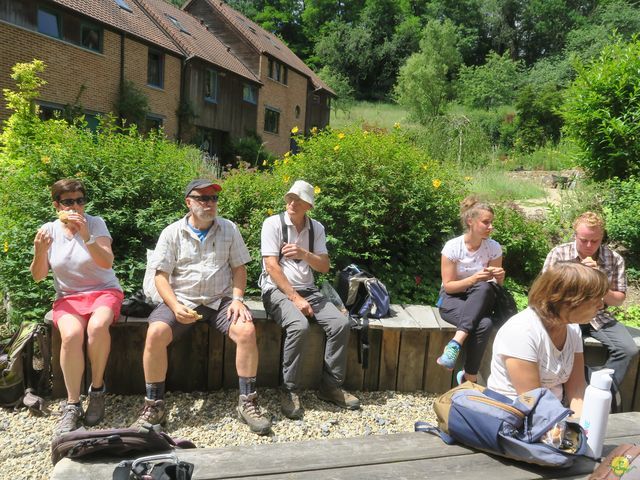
[441,255,493,294]
[264,255,313,316]
[280,243,330,273]
[564,352,586,417]
[30,228,51,282]
[504,356,541,394]
[604,290,625,307]
[488,256,505,286]
[155,271,194,324]
[67,212,114,269]
[228,264,252,323]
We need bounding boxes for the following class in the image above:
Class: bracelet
[232,295,245,303]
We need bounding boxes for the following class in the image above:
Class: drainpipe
[119,32,125,123]
[178,55,195,142]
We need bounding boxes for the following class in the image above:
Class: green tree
[562,37,640,180]
[318,66,356,115]
[457,51,522,109]
[394,19,462,121]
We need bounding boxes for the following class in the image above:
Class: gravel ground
[0,389,438,479]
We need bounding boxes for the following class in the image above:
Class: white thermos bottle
[579,368,614,459]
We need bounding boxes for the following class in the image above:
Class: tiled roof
[137,0,259,83]
[198,0,334,95]
[50,0,182,55]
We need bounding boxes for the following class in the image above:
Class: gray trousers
[582,321,639,387]
[262,287,351,390]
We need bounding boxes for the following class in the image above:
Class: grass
[464,168,547,201]
[330,101,411,130]
[499,141,579,171]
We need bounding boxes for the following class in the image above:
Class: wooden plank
[207,325,225,390]
[50,327,65,398]
[377,304,420,329]
[424,330,454,393]
[223,333,238,389]
[104,323,146,395]
[297,323,326,390]
[403,304,440,329]
[166,322,209,392]
[343,331,364,391]
[363,328,382,391]
[245,299,268,321]
[255,320,282,388]
[432,307,456,331]
[397,329,428,392]
[378,329,400,390]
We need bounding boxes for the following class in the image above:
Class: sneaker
[317,384,360,410]
[456,370,465,385]
[84,385,106,426]
[55,403,83,436]
[130,397,166,431]
[280,388,304,420]
[437,340,461,370]
[237,392,271,435]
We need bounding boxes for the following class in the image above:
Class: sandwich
[187,308,203,320]
[57,210,74,224]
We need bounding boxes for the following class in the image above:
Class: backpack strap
[278,213,314,263]
[414,421,456,445]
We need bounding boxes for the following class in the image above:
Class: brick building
[0,0,333,157]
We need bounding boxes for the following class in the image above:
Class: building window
[81,23,102,52]
[147,50,164,88]
[243,84,257,104]
[295,105,301,119]
[268,58,287,85]
[264,107,280,134]
[38,104,63,121]
[145,115,163,132]
[38,8,60,38]
[204,69,218,102]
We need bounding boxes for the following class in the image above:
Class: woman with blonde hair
[436,196,505,384]
[487,263,609,416]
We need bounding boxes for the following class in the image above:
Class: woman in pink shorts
[30,179,123,435]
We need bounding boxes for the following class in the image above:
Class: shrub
[602,176,640,255]
[562,37,640,180]
[220,127,467,304]
[229,132,276,169]
[514,84,563,152]
[0,61,213,326]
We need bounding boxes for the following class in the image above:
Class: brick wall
[258,56,308,156]
[0,21,181,138]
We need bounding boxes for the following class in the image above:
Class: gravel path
[0,389,438,479]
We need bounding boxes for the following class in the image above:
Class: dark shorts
[148,298,233,342]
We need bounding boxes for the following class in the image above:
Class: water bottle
[579,368,614,459]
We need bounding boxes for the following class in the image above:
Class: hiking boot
[130,397,166,431]
[237,392,271,435]
[437,340,461,370]
[317,384,360,410]
[84,385,106,426]
[55,403,83,436]
[280,388,304,420]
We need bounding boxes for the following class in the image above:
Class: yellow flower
[363,130,370,136]
[291,126,299,134]
[284,158,290,165]
[267,208,274,216]
[314,186,321,195]
[464,176,472,181]
[41,155,50,164]
[334,145,340,152]
[283,175,290,184]
[284,151,291,157]
[421,164,428,171]
[274,159,280,166]
[262,160,267,166]
[394,122,401,129]
[432,179,442,189]
[311,126,318,135]
[3,241,8,253]
[338,132,345,139]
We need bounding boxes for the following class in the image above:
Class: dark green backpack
[0,321,50,410]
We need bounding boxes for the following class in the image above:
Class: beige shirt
[150,215,250,309]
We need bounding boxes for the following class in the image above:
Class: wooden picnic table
[52,411,640,479]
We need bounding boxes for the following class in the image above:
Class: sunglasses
[59,197,88,207]
[188,195,219,203]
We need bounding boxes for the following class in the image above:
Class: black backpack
[0,321,51,412]
[51,426,197,465]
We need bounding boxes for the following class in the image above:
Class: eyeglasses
[59,197,87,207]
[188,195,219,204]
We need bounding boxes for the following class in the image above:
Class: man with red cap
[131,179,271,435]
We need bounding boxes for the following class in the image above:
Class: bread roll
[57,210,71,224]
[187,308,203,320]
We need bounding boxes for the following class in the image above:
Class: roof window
[115,0,133,13]
[166,14,190,34]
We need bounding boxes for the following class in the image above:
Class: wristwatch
[232,295,245,303]
[85,235,96,245]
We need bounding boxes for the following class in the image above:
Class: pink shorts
[52,288,124,328]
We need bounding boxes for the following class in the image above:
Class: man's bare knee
[145,323,173,350]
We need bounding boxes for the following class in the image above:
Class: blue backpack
[416,382,587,468]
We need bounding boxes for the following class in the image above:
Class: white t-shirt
[487,307,583,401]
[260,213,328,292]
[441,235,502,280]
[42,214,121,297]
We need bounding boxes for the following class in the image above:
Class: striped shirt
[150,215,251,309]
[543,241,626,329]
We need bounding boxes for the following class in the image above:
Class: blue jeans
[582,321,638,387]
